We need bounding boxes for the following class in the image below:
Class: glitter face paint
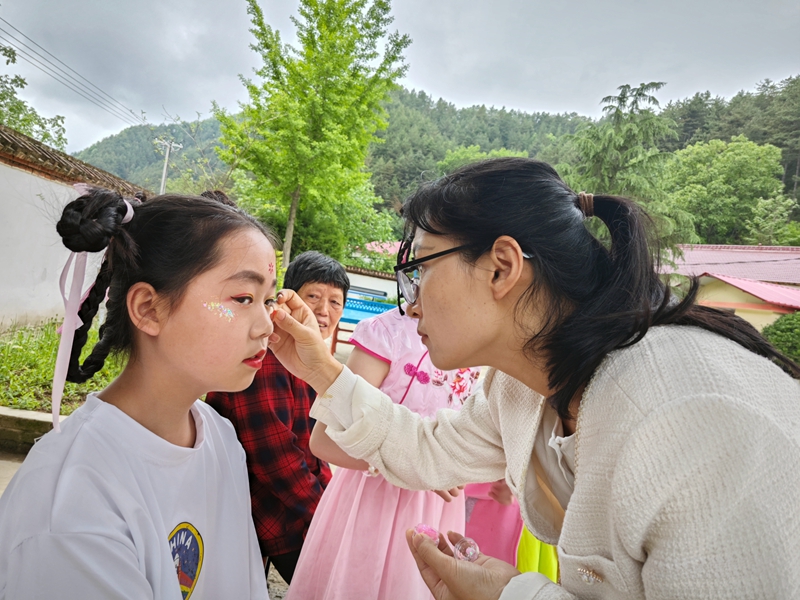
[203,300,235,322]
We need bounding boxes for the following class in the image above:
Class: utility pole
[154,139,183,195]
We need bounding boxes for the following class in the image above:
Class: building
[0,124,148,329]
[670,244,800,330]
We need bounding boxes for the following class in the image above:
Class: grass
[0,320,125,415]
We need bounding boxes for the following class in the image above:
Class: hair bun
[56,187,130,253]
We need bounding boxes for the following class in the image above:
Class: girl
[0,188,278,599]
[287,307,479,600]
[269,158,800,599]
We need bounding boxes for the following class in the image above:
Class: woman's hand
[488,480,513,506]
[269,289,343,392]
[406,529,520,600]
[433,485,465,503]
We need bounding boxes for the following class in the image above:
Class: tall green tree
[216,0,410,263]
[565,82,695,247]
[0,45,66,150]
[662,136,790,244]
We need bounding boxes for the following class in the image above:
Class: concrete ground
[0,451,24,497]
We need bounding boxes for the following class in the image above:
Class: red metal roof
[704,273,800,310]
[672,244,800,285]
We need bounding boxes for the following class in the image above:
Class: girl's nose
[256,303,275,338]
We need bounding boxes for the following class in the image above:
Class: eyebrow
[226,270,266,285]
[411,242,434,256]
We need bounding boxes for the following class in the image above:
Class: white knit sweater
[311,326,800,599]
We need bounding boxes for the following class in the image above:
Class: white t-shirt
[0,394,267,600]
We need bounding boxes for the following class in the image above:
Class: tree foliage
[0,45,66,150]
[436,145,527,175]
[662,76,800,200]
[762,312,800,363]
[215,0,410,263]
[563,82,695,248]
[662,136,791,244]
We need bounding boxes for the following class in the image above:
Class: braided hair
[55,186,277,382]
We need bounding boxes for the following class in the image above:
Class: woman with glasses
[269,158,800,600]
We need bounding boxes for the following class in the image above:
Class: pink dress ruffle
[287,309,479,600]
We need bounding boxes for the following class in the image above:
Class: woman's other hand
[488,479,513,506]
[433,485,465,503]
[406,529,520,600]
[270,289,343,392]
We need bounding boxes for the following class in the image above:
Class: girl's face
[404,230,497,371]
[156,228,277,394]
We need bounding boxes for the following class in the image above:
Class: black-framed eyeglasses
[393,242,533,315]
[393,244,471,314]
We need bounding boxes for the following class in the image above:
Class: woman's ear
[126,282,164,337]
[488,236,529,300]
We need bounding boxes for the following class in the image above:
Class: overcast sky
[3,0,799,153]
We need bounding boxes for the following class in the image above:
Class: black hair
[55,186,278,382]
[201,189,237,207]
[283,251,350,296]
[401,157,800,419]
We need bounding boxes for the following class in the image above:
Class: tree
[662,136,788,244]
[762,312,800,363]
[0,45,66,150]
[744,195,798,246]
[215,0,410,263]
[565,82,695,248]
[436,144,527,175]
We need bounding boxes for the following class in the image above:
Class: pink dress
[287,308,480,600]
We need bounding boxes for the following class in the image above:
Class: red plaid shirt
[206,350,332,557]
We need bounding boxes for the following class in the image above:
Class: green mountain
[72,87,588,199]
[74,78,800,203]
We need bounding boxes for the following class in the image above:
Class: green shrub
[762,311,800,363]
[0,320,125,414]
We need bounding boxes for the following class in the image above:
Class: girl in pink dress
[287,307,479,600]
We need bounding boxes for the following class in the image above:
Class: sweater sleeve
[611,394,800,598]
[310,367,507,490]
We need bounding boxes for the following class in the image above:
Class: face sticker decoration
[203,301,235,322]
[268,262,274,274]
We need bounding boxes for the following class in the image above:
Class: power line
[0,33,142,128]
[0,27,143,127]
[0,17,144,124]
[0,18,145,127]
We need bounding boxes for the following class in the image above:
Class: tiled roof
[704,273,800,310]
[344,265,395,281]
[671,244,800,285]
[0,123,149,196]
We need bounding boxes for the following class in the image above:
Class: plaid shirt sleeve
[206,351,332,557]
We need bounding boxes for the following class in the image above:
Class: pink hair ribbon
[51,251,88,432]
[50,193,134,431]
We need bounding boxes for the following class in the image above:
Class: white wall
[346,271,396,298]
[0,164,95,329]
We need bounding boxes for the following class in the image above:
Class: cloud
[3,0,799,152]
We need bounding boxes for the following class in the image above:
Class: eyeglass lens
[397,268,419,303]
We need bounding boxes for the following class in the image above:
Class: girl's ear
[488,235,529,301]
[127,282,163,337]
